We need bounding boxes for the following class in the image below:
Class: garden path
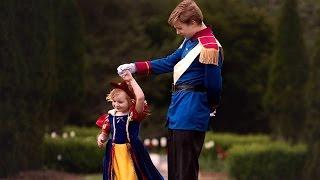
[150,153,229,180]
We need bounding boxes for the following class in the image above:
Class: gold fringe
[199,47,219,65]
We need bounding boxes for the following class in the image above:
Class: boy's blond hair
[168,0,203,26]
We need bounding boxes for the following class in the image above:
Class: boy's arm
[205,48,223,108]
[118,40,185,75]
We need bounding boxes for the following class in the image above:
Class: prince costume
[134,27,223,131]
[131,27,223,179]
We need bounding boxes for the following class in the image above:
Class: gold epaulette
[198,36,220,65]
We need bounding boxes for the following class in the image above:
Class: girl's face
[112,91,130,113]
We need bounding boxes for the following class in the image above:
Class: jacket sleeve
[149,47,183,74]
[135,41,185,75]
[205,48,223,107]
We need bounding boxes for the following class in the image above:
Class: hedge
[63,126,99,138]
[43,128,307,176]
[227,142,307,180]
[43,136,104,173]
[200,132,271,172]
[204,132,271,150]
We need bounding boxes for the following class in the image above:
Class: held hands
[97,133,107,148]
[120,70,133,82]
[117,63,136,76]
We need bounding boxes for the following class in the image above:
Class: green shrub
[205,132,271,150]
[227,142,307,180]
[199,156,227,172]
[63,126,99,138]
[43,136,104,173]
[200,132,270,172]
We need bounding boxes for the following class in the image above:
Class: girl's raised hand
[120,70,133,82]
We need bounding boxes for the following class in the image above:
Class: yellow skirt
[112,143,138,180]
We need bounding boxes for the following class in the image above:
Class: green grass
[83,174,102,180]
[200,158,228,172]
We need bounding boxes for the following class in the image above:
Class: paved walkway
[150,153,229,180]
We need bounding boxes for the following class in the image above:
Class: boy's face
[112,91,130,113]
[173,20,198,38]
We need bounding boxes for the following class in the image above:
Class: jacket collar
[191,27,213,40]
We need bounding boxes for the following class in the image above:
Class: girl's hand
[97,133,107,148]
[120,70,133,82]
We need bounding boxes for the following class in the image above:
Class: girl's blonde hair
[168,0,203,27]
[106,88,132,104]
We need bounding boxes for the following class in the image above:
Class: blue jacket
[135,27,223,131]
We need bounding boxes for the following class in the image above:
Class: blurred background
[1,0,320,179]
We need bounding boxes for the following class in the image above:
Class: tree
[264,0,308,141]
[0,0,85,177]
[198,0,273,133]
[303,28,320,179]
[49,0,85,129]
[0,0,53,176]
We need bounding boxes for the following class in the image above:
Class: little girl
[96,70,163,180]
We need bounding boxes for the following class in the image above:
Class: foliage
[64,126,99,138]
[204,133,270,150]
[0,0,53,176]
[264,0,308,141]
[200,132,270,172]
[44,126,278,173]
[0,0,85,177]
[196,0,274,133]
[303,24,320,179]
[44,136,103,173]
[227,142,307,180]
[48,0,86,130]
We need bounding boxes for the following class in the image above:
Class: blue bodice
[109,114,140,144]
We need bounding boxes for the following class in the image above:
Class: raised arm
[117,40,186,76]
[121,70,145,113]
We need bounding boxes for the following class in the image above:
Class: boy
[117,0,223,179]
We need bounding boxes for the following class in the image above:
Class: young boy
[117,0,223,179]
[96,70,163,180]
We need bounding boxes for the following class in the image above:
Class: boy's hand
[117,63,136,75]
[97,133,107,148]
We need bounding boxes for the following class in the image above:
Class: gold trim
[199,47,219,65]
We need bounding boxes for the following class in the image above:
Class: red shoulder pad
[198,36,219,50]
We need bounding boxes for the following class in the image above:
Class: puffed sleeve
[130,101,150,122]
[96,114,110,134]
